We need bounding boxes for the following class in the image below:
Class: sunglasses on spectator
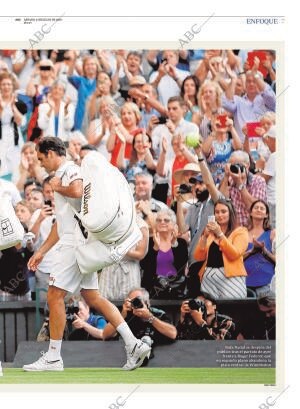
[40,66,52,71]
[64,56,72,61]
[156,218,171,223]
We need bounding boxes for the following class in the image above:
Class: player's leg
[23,286,66,371]
[81,289,151,370]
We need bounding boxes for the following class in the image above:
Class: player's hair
[37,137,66,157]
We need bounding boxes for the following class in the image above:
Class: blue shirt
[68,76,96,131]
[87,313,107,330]
[222,85,276,143]
[244,230,275,287]
[54,115,59,137]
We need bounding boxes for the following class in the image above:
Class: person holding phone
[28,176,57,301]
[38,80,75,141]
[194,198,248,299]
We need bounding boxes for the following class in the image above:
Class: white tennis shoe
[122,340,151,371]
[23,352,64,372]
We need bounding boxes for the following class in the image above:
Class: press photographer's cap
[173,163,201,184]
[264,126,276,139]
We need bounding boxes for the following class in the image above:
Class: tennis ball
[185,133,200,148]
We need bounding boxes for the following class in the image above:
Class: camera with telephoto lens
[178,184,192,194]
[66,301,80,322]
[130,296,144,309]
[230,163,246,174]
[188,299,207,316]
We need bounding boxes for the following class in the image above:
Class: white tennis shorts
[48,243,98,293]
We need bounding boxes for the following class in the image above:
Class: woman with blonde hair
[192,80,225,141]
[140,208,188,299]
[87,95,117,161]
[38,80,75,141]
[16,141,46,191]
[0,72,27,180]
[106,101,142,167]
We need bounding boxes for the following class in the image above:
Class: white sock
[116,322,137,347]
[47,339,62,361]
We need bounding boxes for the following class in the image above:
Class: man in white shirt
[151,96,198,201]
[149,50,190,106]
[23,137,150,372]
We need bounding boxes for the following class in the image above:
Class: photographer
[176,294,237,340]
[103,288,177,363]
[68,299,107,341]
[219,150,267,226]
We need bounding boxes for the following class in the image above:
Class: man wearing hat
[175,150,224,297]
[173,162,200,206]
[257,126,276,228]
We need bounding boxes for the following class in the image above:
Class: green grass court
[0,368,275,384]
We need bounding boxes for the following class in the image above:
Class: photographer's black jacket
[125,307,174,345]
[176,313,237,340]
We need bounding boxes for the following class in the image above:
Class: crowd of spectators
[0,48,277,342]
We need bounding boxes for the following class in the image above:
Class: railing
[1,296,264,363]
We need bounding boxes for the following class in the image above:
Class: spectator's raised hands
[180,300,191,317]
[229,165,247,186]
[72,314,86,329]
[152,228,161,250]
[206,220,222,238]
[166,63,177,80]
[64,96,71,116]
[47,94,55,110]
[128,87,144,100]
[166,118,176,134]
[161,136,168,154]
[225,63,237,80]
[252,56,260,73]
[148,115,159,132]
[121,298,133,319]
